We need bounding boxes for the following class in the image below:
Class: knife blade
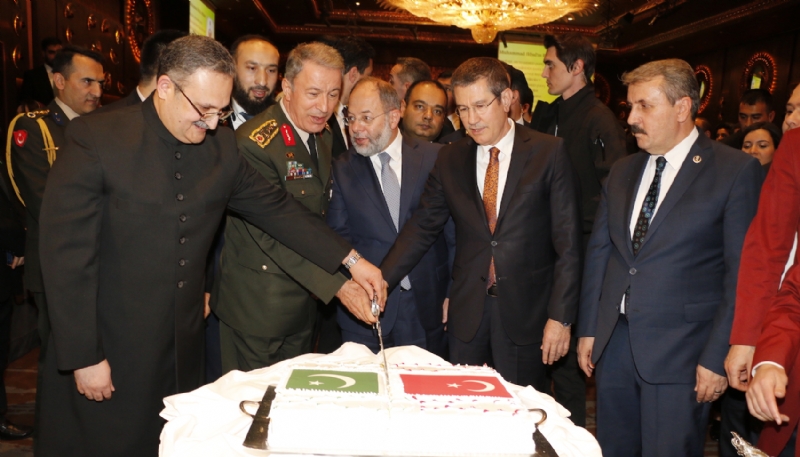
[241,384,277,450]
[372,297,390,383]
[529,408,559,457]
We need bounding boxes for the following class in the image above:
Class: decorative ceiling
[211,0,800,58]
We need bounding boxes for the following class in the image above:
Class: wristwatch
[343,251,363,270]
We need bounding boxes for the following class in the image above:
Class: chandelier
[378,0,597,43]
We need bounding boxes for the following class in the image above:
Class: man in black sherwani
[37,35,385,457]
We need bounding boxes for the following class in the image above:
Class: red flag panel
[399,374,512,398]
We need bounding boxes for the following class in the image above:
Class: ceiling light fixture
[378,0,597,44]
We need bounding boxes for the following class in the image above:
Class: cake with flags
[266,361,537,456]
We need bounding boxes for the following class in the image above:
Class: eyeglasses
[174,82,234,121]
[345,112,387,126]
[455,95,499,118]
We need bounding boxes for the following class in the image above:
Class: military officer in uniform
[37,36,384,457]
[213,42,372,373]
[6,45,103,448]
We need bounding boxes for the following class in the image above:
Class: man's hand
[577,337,595,377]
[74,359,115,401]
[204,292,211,319]
[746,364,790,424]
[725,345,755,391]
[541,319,570,365]
[9,256,23,269]
[343,250,387,308]
[336,280,376,324]
[695,364,727,403]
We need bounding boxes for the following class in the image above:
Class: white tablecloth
[159,343,601,457]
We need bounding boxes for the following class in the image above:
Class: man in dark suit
[321,36,375,160]
[577,59,763,456]
[17,37,61,107]
[381,57,582,390]
[37,36,384,456]
[328,77,452,358]
[400,79,454,144]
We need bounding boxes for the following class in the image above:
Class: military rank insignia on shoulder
[249,119,279,148]
[25,109,49,119]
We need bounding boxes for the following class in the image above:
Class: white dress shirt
[477,119,516,218]
[136,86,148,102]
[230,99,249,131]
[54,97,80,121]
[620,127,699,313]
[369,130,403,191]
[336,103,348,148]
[45,63,54,90]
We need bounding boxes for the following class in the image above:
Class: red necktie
[483,147,500,288]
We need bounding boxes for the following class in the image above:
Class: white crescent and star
[308,374,357,388]
[462,380,496,392]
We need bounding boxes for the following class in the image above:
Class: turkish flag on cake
[399,374,512,398]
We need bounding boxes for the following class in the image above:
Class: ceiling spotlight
[566,14,575,21]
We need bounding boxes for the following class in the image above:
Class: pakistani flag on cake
[286,369,379,393]
[400,374,513,398]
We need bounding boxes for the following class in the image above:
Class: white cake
[266,360,537,456]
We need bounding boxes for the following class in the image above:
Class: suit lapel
[399,137,423,229]
[464,140,490,232]
[316,130,333,187]
[350,152,396,232]
[328,114,347,152]
[640,133,710,250]
[624,153,650,255]
[496,127,531,230]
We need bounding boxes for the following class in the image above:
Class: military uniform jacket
[37,96,350,456]
[9,99,69,292]
[213,102,346,338]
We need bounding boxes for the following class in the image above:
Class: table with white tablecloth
[159,343,601,457]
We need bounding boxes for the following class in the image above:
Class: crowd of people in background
[1,28,800,457]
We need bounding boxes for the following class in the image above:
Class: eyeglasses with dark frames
[174,82,234,122]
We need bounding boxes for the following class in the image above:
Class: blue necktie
[379,152,411,290]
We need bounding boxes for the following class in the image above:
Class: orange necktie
[483,147,500,288]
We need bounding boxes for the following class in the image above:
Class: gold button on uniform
[261,265,267,271]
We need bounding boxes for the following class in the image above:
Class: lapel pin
[693,155,702,163]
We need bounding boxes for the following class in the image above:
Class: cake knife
[371,296,390,382]
[529,409,559,457]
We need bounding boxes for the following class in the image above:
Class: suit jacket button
[175,152,181,159]
[177,281,184,288]
[179,236,186,244]
[179,214,187,222]
[261,265,267,271]
[480,276,486,282]
[179,259,186,266]
[629,268,637,275]
[176,193,184,201]
[491,241,498,246]
[301,190,306,195]
[175,172,182,180]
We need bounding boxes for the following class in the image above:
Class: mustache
[630,124,646,135]
[249,85,269,94]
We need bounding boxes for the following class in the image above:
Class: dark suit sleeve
[577,170,614,337]
[326,163,351,243]
[227,155,352,276]
[39,118,107,370]
[547,142,583,324]
[589,108,627,186]
[699,157,763,375]
[380,155,452,290]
